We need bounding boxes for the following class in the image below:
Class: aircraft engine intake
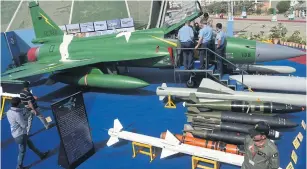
[27,47,39,62]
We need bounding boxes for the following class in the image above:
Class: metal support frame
[173,47,248,87]
[132,141,156,162]
[192,156,220,169]
[165,95,176,109]
[1,96,12,119]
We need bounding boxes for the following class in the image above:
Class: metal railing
[173,47,249,88]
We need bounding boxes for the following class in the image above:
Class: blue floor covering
[1,59,306,169]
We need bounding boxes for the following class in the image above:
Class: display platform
[1,57,306,169]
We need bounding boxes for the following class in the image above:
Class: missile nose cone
[275,103,305,113]
[256,42,305,62]
[287,121,299,128]
[119,76,149,89]
[132,79,150,88]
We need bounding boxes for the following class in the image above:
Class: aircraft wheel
[186,80,196,88]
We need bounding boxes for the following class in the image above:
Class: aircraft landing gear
[186,73,197,88]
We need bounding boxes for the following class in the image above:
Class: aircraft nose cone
[256,42,305,62]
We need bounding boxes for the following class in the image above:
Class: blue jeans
[14,134,43,169]
[181,41,194,69]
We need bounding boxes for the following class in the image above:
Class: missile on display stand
[160,131,245,155]
[183,129,247,145]
[107,119,244,166]
[183,100,304,114]
[156,78,306,107]
[230,75,306,93]
[189,120,280,139]
[186,111,298,129]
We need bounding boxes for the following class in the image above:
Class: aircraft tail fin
[28,1,64,40]
[160,130,180,159]
[106,119,123,147]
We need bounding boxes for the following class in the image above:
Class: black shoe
[40,150,50,160]
[198,67,205,70]
[17,166,29,169]
[46,123,56,130]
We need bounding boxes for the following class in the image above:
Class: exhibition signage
[80,22,95,32]
[59,17,135,38]
[66,24,80,34]
[51,92,95,169]
[93,21,107,31]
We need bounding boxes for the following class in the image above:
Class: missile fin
[165,130,181,145]
[184,124,194,131]
[114,119,123,132]
[160,130,180,158]
[159,96,165,101]
[189,93,199,103]
[198,78,234,93]
[106,136,119,147]
[160,149,179,159]
[188,107,200,113]
[187,115,193,123]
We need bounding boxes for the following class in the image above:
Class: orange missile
[160,132,244,156]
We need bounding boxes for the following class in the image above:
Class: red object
[161,132,244,156]
[167,47,174,64]
[27,47,38,62]
[288,52,306,64]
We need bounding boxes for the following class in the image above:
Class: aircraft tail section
[28,1,63,40]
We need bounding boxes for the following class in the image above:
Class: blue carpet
[1,60,306,169]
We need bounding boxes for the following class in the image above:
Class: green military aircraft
[1,1,304,90]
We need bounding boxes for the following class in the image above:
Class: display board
[59,17,135,37]
[164,1,197,27]
[51,92,95,169]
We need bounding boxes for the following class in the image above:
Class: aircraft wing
[1,58,98,83]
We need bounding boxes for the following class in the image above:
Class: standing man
[215,23,227,74]
[7,97,50,169]
[202,12,213,27]
[195,21,213,69]
[20,81,50,135]
[178,20,195,70]
[241,121,280,169]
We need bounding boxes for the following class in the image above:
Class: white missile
[230,75,306,93]
[0,86,20,98]
[156,78,306,107]
[107,119,244,167]
[238,65,296,74]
